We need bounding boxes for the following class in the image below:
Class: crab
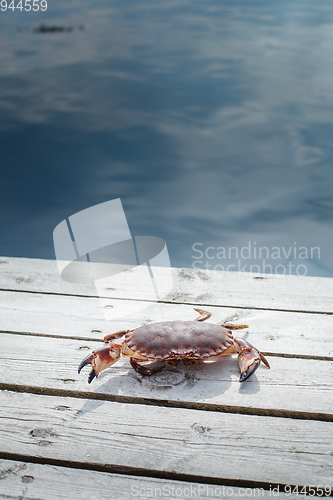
[78,309,270,383]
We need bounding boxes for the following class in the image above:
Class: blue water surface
[1,0,333,276]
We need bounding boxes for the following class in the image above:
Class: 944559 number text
[1,0,47,11]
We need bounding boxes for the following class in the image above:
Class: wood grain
[0,391,332,488]
[1,256,332,496]
[0,459,301,499]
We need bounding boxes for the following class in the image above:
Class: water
[1,0,333,277]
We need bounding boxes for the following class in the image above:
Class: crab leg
[103,329,133,342]
[221,322,249,330]
[78,342,122,384]
[194,308,212,322]
[234,338,270,382]
[130,358,165,376]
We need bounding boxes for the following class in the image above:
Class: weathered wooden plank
[0,289,332,356]
[0,459,301,499]
[1,257,333,313]
[1,333,332,416]
[102,266,333,315]
[0,391,332,487]
[0,257,97,297]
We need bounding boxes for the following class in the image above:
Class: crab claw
[235,339,270,382]
[239,353,260,382]
[78,345,120,384]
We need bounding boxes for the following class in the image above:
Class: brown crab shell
[124,321,234,360]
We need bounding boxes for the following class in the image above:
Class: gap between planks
[1,286,333,315]
[0,458,304,500]
[1,328,333,361]
[0,452,330,498]
[1,384,332,422]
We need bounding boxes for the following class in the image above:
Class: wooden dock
[0,256,332,499]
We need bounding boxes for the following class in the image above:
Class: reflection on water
[0,0,333,277]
